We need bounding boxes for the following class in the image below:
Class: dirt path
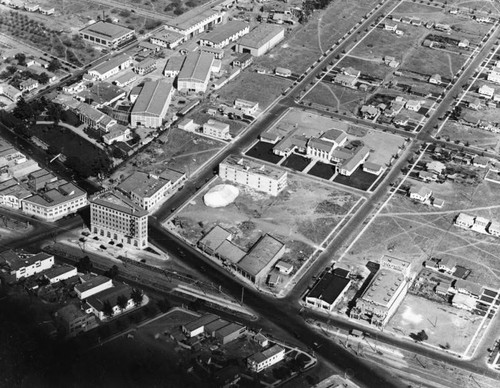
[318,82,341,110]
[446,52,454,78]
[382,203,500,217]
[170,147,222,160]
[317,12,325,54]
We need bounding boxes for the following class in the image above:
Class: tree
[105,264,119,279]
[38,72,50,85]
[47,58,61,72]
[131,288,144,307]
[13,97,34,122]
[102,300,114,318]
[157,297,171,313]
[76,255,93,273]
[14,53,26,66]
[46,102,63,124]
[116,295,128,311]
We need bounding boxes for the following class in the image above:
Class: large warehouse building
[79,21,135,48]
[130,80,174,128]
[177,51,215,93]
[165,8,225,38]
[198,21,250,49]
[236,24,285,57]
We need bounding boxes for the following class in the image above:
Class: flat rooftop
[237,234,284,277]
[24,183,86,208]
[360,269,405,308]
[0,251,52,271]
[89,54,131,75]
[221,155,286,181]
[184,313,219,332]
[307,272,351,304]
[199,225,231,252]
[118,171,170,199]
[80,21,134,40]
[91,190,148,216]
[75,275,111,294]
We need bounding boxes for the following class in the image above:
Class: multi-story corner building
[219,155,287,196]
[90,190,148,248]
[350,255,412,327]
[21,182,87,222]
[0,250,54,281]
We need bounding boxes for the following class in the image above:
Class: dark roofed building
[305,271,352,311]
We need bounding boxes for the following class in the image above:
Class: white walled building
[75,275,114,300]
[177,51,215,93]
[130,80,174,128]
[21,183,87,222]
[202,119,231,140]
[87,54,132,81]
[237,24,285,57]
[79,21,135,48]
[0,250,54,281]
[90,190,149,248]
[219,155,287,196]
[164,8,225,38]
[247,345,285,373]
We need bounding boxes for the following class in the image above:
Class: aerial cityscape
[1,0,500,387]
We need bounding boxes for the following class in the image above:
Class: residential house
[458,39,469,48]
[469,98,481,110]
[471,216,489,234]
[479,84,494,99]
[55,304,98,337]
[426,161,446,175]
[410,185,432,202]
[85,283,136,320]
[247,345,285,373]
[429,74,441,84]
[275,261,293,275]
[384,21,398,31]
[405,100,421,111]
[19,78,39,92]
[455,213,475,229]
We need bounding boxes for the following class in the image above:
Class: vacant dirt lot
[254,0,383,73]
[169,173,361,271]
[112,128,224,180]
[437,121,499,153]
[339,177,500,288]
[217,70,291,109]
[388,294,483,355]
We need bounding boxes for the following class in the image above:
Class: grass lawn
[339,56,394,80]
[333,167,378,191]
[387,294,483,354]
[347,129,406,166]
[350,26,426,62]
[437,121,499,152]
[217,71,291,109]
[30,123,111,174]
[245,141,283,164]
[402,47,466,78]
[170,173,361,269]
[305,82,366,114]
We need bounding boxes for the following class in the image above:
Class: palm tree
[131,288,144,307]
[102,300,114,318]
[116,295,128,311]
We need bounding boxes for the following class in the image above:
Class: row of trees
[101,288,144,318]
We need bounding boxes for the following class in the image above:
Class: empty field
[437,121,499,152]
[305,82,365,114]
[217,71,291,109]
[339,55,395,80]
[402,47,466,78]
[388,294,483,354]
[169,173,361,275]
[339,177,500,288]
[254,0,384,73]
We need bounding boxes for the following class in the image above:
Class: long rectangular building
[21,183,87,222]
[177,51,215,93]
[130,80,174,128]
[198,21,250,48]
[90,190,148,249]
[237,24,284,57]
[88,54,132,81]
[219,155,287,196]
[165,8,225,38]
[79,21,135,48]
